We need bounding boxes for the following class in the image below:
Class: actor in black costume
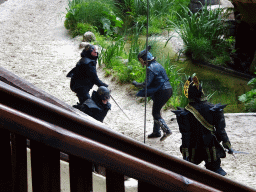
[73,86,111,122]
[172,76,234,176]
[73,86,111,174]
[67,44,108,104]
[133,46,173,141]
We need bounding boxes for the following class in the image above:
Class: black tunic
[172,100,230,163]
[74,91,111,122]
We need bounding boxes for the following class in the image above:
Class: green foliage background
[64,0,251,112]
[239,74,256,112]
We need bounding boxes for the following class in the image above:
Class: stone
[80,42,90,49]
[83,31,96,42]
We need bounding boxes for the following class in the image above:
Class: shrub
[166,3,233,66]
[238,75,256,112]
[65,0,123,37]
[115,0,190,36]
[71,23,97,38]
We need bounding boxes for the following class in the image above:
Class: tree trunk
[249,51,256,74]
[232,1,256,73]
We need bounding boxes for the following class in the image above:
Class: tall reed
[166,3,232,65]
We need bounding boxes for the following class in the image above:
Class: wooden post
[0,128,12,192]
[69,155,93,192]
[30,140,60,192]
[11,134,27,192]
[106,169,125,192]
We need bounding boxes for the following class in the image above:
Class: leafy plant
[166,2,233,66]
[71,23,98,38]
[238,75,256,112]
[115,0,190,36]
[65,0,123,37]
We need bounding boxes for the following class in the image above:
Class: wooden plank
[106,169,125,192]
[69,155,93,192]
[30,140,60,192]
[0,128,12,192]
[11,134,27,192]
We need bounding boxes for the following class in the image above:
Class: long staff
[144,0,149,144]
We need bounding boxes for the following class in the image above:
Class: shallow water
[177,59,251,113]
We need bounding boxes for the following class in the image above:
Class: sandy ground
[0,0,256,190]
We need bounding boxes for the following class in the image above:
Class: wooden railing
[1,67,256,192]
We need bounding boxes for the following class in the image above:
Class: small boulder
[83,31,96,42]
[80,42,90,49]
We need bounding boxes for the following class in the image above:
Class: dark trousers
[191,148,222,172]
[151,88,172,134]
[75,87,91,104]
[152,88,172,120]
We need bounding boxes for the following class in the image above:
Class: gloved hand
[132,81,144,88]
[132,80,138,86]
[227,148,234,154]
[102,83,108,87]
[222,141,233,154]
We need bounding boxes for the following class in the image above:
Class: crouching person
[74,86,111,122]
[172,75,234,176]
[73,86,111,174]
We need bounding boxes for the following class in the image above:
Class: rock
[83,31,96,42]
[80,42,90,49]
[189,0,220,13]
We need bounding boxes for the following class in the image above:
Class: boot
[73,102,81,109]
[213,167,227,176]
[160,132,172,142]
[148,121,161,138]
[155,119,172,141]
[148,132,161,138]
[206,160,227,176]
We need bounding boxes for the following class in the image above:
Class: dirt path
[0,0,255,190]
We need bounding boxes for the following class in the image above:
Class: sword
[231,150,250,155]
[225,149,250,155]
[225,149,249,159]
[110,95,130,120]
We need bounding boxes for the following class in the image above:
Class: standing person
[73,86,111,122]
[172,76,234,176]
[133,46,173,141]
[67,44,108,105]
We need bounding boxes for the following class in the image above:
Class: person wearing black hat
[172,75,234,176]
[133,46,173,141]
[67,44,108,105]
[73,86,111,122]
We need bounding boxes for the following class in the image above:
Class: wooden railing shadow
[1,67,255,192]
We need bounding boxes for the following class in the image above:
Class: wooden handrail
[1,67,256,192]
[1,82,255,192]
[0,82,255,191]
[0,103,219,192]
